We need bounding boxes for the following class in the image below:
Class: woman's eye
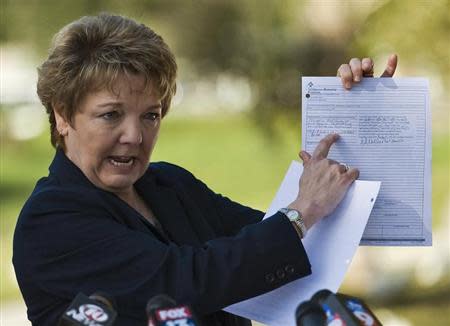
[100,111,120,121]
[144,112,160,121]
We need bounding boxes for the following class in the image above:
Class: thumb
[380,53,398,77]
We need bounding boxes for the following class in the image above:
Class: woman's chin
[98,175,140,194]
[96,160,145,192]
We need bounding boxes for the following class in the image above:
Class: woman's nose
[119,120,143,144]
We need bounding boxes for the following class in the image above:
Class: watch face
[286,209,299,220]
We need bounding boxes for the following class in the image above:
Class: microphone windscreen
[311,289,333,303]
[295,301,327,326]
[146,294,177,316]
[58,292,117,326]
[89,291,117,310]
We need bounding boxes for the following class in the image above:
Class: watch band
[279,208,308,239]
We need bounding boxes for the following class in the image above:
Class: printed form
[302,77,431,246]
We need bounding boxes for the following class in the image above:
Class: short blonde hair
[37,13,177,149]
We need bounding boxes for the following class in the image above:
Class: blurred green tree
[1,0,448,122]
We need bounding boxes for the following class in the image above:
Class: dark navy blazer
[13,149,311,325]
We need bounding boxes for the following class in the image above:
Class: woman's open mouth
[108,156,135,167]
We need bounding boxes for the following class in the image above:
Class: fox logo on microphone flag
[156,307,192,321]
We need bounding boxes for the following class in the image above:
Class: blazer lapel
[136,174,203,246]
[98,189,173,243]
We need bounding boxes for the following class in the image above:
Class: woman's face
[55,74,162,196]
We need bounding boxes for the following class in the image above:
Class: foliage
[2,1,448,124]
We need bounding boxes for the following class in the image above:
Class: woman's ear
[53,104,70,136]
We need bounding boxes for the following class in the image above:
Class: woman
[13,13,396,326]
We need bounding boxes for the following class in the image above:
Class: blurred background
[1,0,449,325]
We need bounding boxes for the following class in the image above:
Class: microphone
[311,289,360,325]
[337,293,382,326]
[310,289,382,326]
[58,292,117,326]
[295,300,327,326]
[146,294,201,326]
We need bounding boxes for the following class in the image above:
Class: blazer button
[276,269,286,279]
[285,265,295,274]
[265,273,275,284]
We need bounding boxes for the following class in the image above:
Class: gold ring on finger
[339,163,349,172]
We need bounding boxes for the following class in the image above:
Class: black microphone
[146,294,201,326]
[311,289,360,325]
[295,300,327,326]
[310,289,383,326]
[58,292,117,326]
[336,293,382,326]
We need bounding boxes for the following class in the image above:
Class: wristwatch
[279,208,307,239]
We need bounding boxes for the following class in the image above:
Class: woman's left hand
[337,54,398,89]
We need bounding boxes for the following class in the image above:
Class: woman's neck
[115,187,138,207]
[116,187,157,225]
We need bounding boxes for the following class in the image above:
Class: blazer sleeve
[14,187,311,322]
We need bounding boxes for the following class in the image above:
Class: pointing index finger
[312,133,340,160]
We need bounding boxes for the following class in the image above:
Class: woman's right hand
[288,133,359,230]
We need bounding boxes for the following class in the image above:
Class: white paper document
[302,77,431,246]
[225,161,381,326]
